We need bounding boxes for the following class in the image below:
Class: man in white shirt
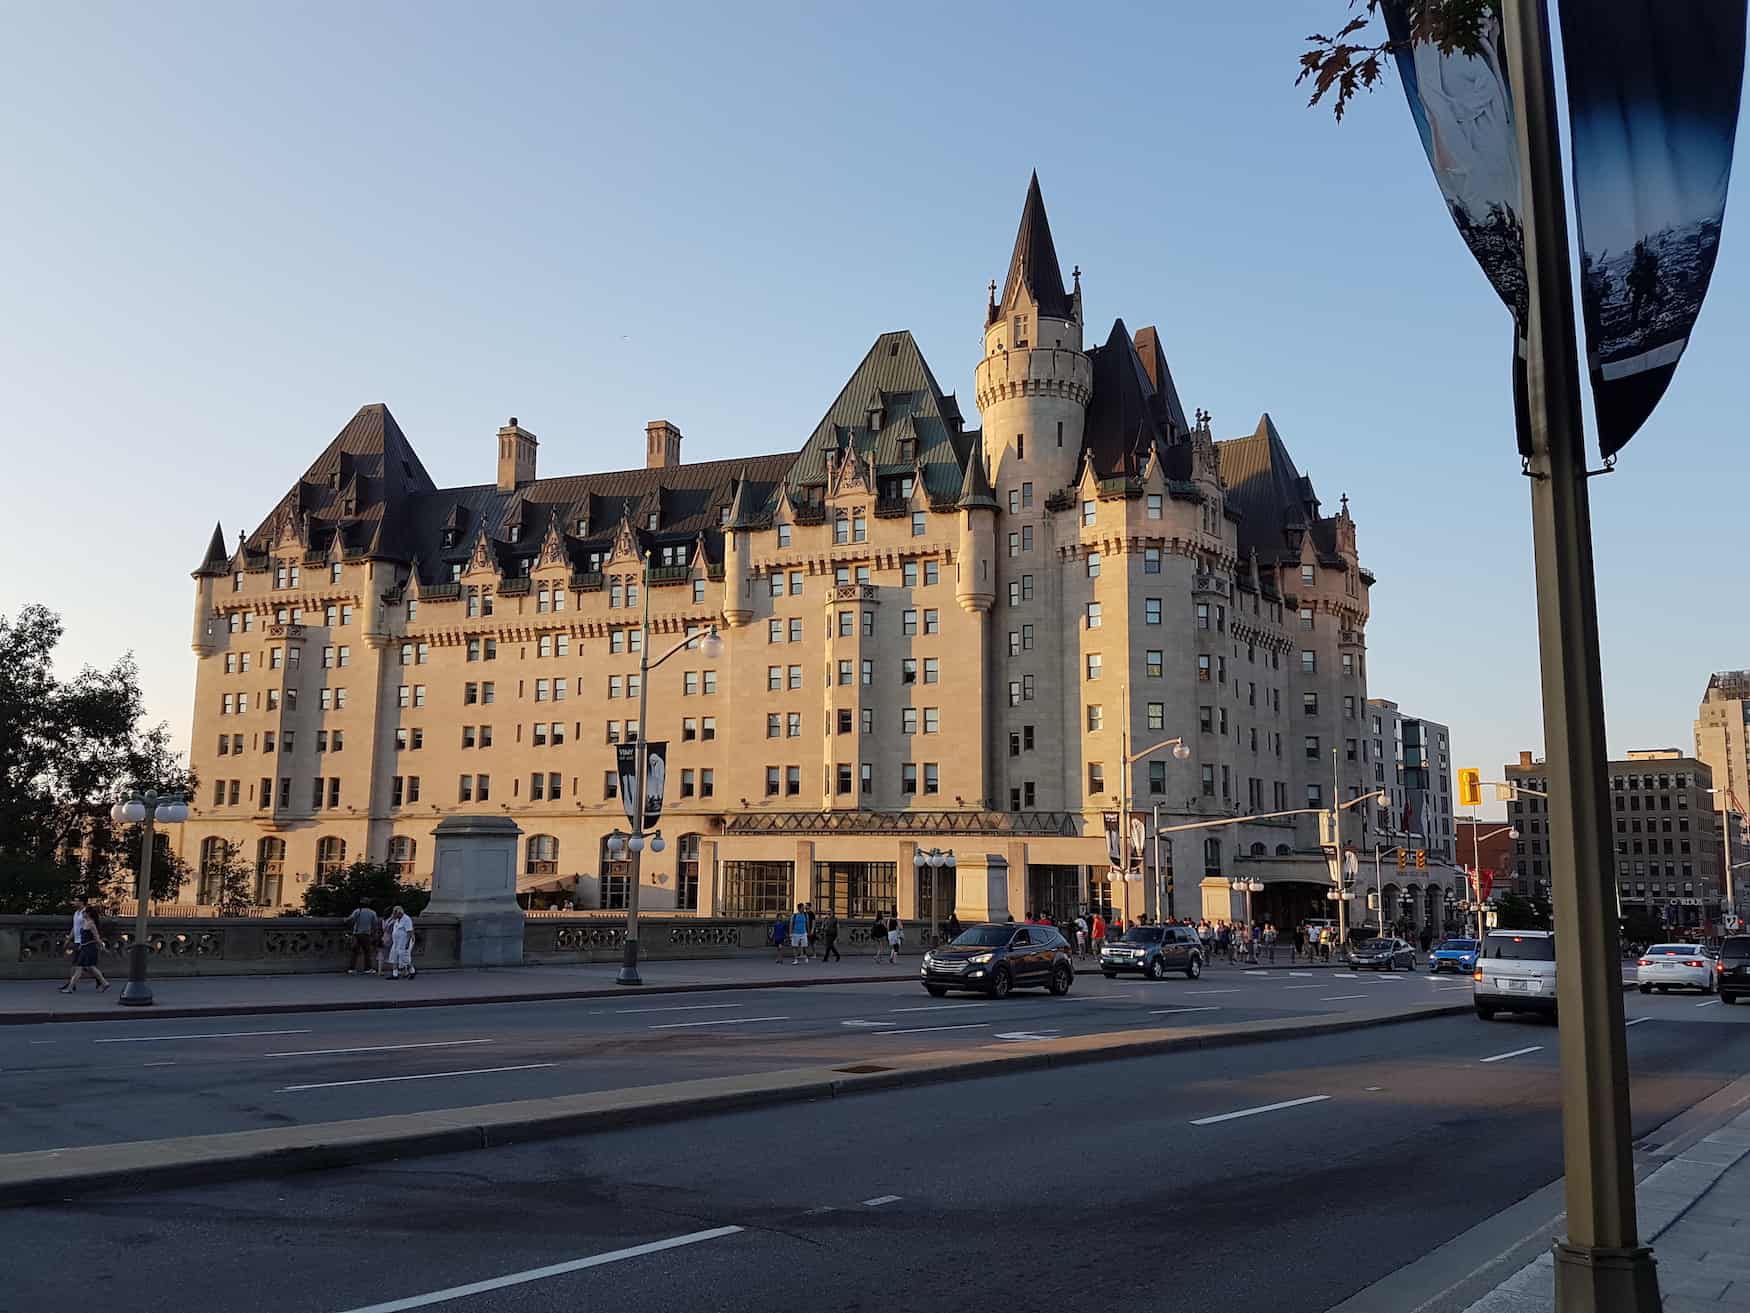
[71,897,88,946]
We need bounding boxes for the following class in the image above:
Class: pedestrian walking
[790,903,810,964]
[385,905,417,979]
[1073,913,1088,959]
[820,912,841,962]
[1091,911,1107,956]
[945,912,962,942]
[345,899,381,975]
[771,912,790,962]
[886,913,904,963]
[59,902,111,993]
[1264,923,1278,963]
[871,910,891,963]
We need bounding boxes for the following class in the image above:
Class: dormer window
[647,512,659,530]
[574,518,588,535]
[719,506,731,526]
[341,497,356,516]
[506,525,521,543]
[1013,315,1028,347]
[441,529,459,549]
[897,438,916,463]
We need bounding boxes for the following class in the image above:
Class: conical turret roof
[994,171,1073,323]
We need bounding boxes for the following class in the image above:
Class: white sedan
[1637,944,1716,994]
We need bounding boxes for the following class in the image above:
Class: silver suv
[1474,929,1558,1021]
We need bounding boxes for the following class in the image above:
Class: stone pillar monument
[954,852,1012,924]
[426,815,524,966]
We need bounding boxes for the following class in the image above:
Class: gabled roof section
[993,172,1073,325]
[1082,319,1171,479]
[1215,414,1325,558]
[194,522,229,576]
[787,331,972,505]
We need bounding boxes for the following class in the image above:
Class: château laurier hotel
[174,177,1381,928]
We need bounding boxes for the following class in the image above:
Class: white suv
[1474,929,1558,1021]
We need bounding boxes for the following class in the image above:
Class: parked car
[1474,929,1558,1021]
[1099,925,1204,980]
[1429,937,1480,974]
[1349,936,1416,971]
[1717,935,1750,1005]
[921,923,1074,998]
[1637,943,1717,995]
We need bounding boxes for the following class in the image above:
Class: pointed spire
[195,522,229,575]
[957,451,999,512]
[995,171,1072,324]
[726,468,758,530]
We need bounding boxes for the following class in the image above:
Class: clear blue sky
[2,2,1744,819]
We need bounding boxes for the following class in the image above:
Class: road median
[0,1001,1469,1205]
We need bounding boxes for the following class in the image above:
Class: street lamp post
[1466,818,1520,941]
[607,553,723,987]
[1228,877,1264,952]
[1705,790,1738,928]
[108,790,189,1007]
[1117,709,1189,925]
[914,848,956,946]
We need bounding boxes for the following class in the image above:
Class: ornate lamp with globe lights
[914,847,956,946]
[108,790,189,1006]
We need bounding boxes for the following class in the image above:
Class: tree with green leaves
[0,604,195,914]
[1300,1,1498,119]
[300,861,431,919]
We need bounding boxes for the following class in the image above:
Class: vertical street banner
[1101,811,1147,878]
[615,740,668,831]
[1382,3,1532,455]
[1102,811,1121,875]
[1559,0,1747,457]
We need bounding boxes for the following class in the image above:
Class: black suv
[1720,935,1750,1005]
[921,923,1075,998]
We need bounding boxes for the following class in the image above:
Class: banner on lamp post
[1383,2,1531,455]
[1101,811,1148,880]
[615,740,668,831]
[1558,0,1747,457]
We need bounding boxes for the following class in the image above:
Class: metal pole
[1721,804,1734,926]
[1331,747,1347,945]
[1375,845,1384,935]
[1501,1,1657,1306]
[618,553,654,986]
[1153,804,1164,923]
[121,801,156,1006]
[1119,684,1131,927]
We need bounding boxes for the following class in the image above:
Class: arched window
[315,836,347,882]
[1275,844,1292,857]
[1249,842,1267,857]
[256,837,286,907]
[198,837,228,905]
[1203,837,1221,877]
[676,833,701,911]
[526,835,559,876]
[387,836,417,879]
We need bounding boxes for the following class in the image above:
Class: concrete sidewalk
[0,956,919,1024]
[1463,1106,1750,1312]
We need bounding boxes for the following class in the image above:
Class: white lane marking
[1333,973,1359,979]
[1363,1085,1384,1092]
[330,1225,744,1313]
[842,1020,897,1028]
[1185,988,1241,995]
[143,1061,176,1067]
[614,1003,743,1015]
[881,1022,987,1036]
[1321,994,1368,1001]
[648,1015,789,1030]
[1150,1006,1222,1015]
[1288,972,1313,977]
[1696,999,1723,1008]
[1624,1017,1652,1027]
[862,1195,902,1207]
[889,1002,985,1013]
[94,1029,313,1045]
[1191,1094,1331,1126]
[27,1041,56,1045]
[268,1039,492,1058]
[278,1063,555,1093]
[994,1031,1060,1041]
[1479,1045,1544,1064]
[1282,984,1326,991]
[802,1206,834,1215]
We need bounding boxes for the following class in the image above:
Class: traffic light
[1458,768,1482,808]
[1416,849,1427,870]
[1397,849,1407,870]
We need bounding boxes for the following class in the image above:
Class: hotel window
[835,764,853,795]
[903,609,918,636]
[838,660,853,686]
[924,561,939,585]
[923,707,939,734]
[1081,500,1096,527]
[903,708,919,735]
[1088,763,1105,794]
[787,618,803,643]
[1086,704,1104,732]
[769,574,785,599]
[768,619,782,643]
[786,766,801,795]
[861,708,874,734]
[1304,692,1319,716]
[1301,565,1316,586]
[923,763,939,795]
[1146,650,1164,678]
[836,566,851,586]
[787,712,801,737]
[1201,765,1216,796]
[1197,603,1210,630]
[1086,552,1101,579]
[861,659,874,685]
[902,658,918,684]
[1342,653,1355,676]
[766,713,780,739]
[765,767,781,797]
[1086,654,1102,680]
[1021,481,1033,507]
[1305,736,1320,760]
[1299,607,1314,630]
[1144,547,1161,574]
[777,524,792,548]
[1197,655,1212,682]
[922,658,938,684]
[1145,598,1162,625]
[1147,702,1164,731]
[1149,761,1167,795]
[701,716,717,741]
[1301,650,1316,674]
[834,513,850,545]
[1146,493,1163,520]
[680,769,695,799]
[902,764,918,794]
[1085,602,1102,629]
[789,570,804,594]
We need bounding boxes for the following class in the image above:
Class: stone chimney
[646,420,682,470]
[497,418,537,493]
[1519,750,1535,768]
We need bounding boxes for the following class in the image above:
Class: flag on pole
[1558,0,1747,457]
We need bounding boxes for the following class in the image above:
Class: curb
[0,1002,1470,1206]
[0,971,912,1026]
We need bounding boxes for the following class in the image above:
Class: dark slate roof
[194,522,229,575]
[1215,414,1326,559]
[958,449,999,510]
[993,172,1073,324]
[402,452,794,585]
[1131,326,1190,440]
[1082,319,1173,479]
[787,331,976,505]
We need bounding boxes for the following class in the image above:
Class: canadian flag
[1479,869,1496,900]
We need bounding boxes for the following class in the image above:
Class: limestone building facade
[174,177,1380,927]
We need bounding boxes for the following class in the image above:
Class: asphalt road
[6,989,1746,1313]
[0,961,1474,1154]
